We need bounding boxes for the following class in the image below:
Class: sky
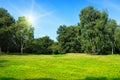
[0,0,120,41]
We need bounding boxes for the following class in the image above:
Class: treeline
[0,6,120,55]
[57,6,120,54]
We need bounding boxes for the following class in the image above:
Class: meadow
[0,54,120,80]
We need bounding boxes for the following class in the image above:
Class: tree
[79,6,108,54]
[13,16,34,54]
[106,19,117,54]
[57,25,81,53]
[0,8,15,53]
[31,36,54,54]
[94,11,108,54]
[114,26,120,54]
[50,42,60,54]
[77,23,83,52]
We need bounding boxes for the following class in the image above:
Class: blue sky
[0,0,120,41]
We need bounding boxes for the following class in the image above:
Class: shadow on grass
[0,60,8,67]
[0,77,120,80]
[25,78,56,80]
[84,77,120,80]
[0,60,8,63]
[0,77,56,80]
[2,53,65,55]
[0,77,18,80]
[52,54,66,57]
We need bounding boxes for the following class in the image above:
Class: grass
[0,53,120,80]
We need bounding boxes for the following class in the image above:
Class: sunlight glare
[26,15,35,24]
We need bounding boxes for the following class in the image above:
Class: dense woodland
[0,6,120,55]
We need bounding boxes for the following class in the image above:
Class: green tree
[31,36,54,54]
[57,25,81,53]
[0,8,15,53]
[114,26,120,54]
[79,6,108,54]
[13,16,34,54]
[50,42,60,54]
[106,19,117,54]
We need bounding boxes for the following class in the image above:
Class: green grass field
[0,54,120,80]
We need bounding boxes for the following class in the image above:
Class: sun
[26,15,35,24]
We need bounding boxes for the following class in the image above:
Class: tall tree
[114,26,120,54]
[13,16,34,54]
[0,8,15,53]
[107,19,117,54]
[79,6,108,54]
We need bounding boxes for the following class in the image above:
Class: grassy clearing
[0,54,120,80]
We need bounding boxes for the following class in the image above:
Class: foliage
[50,42,60,54]
[13,16,34,54]
[114,26,120,53]
[0,8,15,53]
[0,6,120,54]
[57,25,81,53]
[29,36,54,54]
[56,6,120,54]
[106,19,117,54]
[79,6,108,54]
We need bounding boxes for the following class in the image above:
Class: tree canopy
[0,8,15,53]
[0,6,120,54]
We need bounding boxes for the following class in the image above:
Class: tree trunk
[111,42,114,55]
[21,45,23,54]
[20,35,23,54]
[112,47,113,55]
